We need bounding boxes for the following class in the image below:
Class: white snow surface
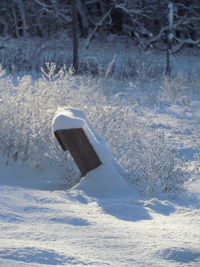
[0,105,200,265]
[1,81,200,266]
[53,108,87,132]
[0,161,199,267]
[75,164,136,198]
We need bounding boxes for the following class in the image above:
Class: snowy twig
[172,37,200,53]
[84,5,114,50]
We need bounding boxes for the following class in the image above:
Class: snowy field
[0,40,200,266]
[0,162,199,267]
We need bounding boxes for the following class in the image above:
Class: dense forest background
[0,0,200,49]
[0,0,200,74]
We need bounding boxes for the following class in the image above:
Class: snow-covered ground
[0,39,200,266]
[0,104,200,266]
[0,160,199,267]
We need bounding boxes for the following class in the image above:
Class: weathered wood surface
[54,128,102,177]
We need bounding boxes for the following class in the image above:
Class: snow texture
[0,161,199,267]
[0,96,199,266]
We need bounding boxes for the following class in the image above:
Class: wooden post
[54,128,102,177]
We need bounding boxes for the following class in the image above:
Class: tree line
[0,1,199,46]
[0,0,200,74]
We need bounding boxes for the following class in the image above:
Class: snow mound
[53,107,135,197]
[74,164,135,198]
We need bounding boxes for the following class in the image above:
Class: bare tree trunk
[72,0,78,73]
[165,37,172,76]
[166,35,172,76]
[76,0,88,37]
[11,4,20,38]
[11,0,27,38]
[18,0,28,38]
[165,1,174,76]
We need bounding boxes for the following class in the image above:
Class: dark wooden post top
[54,128,102,177]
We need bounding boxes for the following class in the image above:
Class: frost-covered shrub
[125,135,189,196]
[161,75,191,104]
[88,100,189,197]
[0,65,108,169]
[0,64,190,195]
[0,38,165,80]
